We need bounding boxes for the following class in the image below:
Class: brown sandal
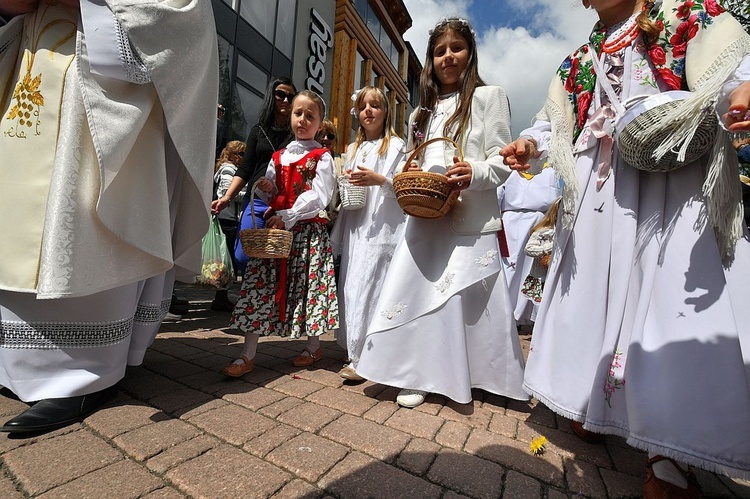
[293,347,323,367]
[644,455,702,499]
[569,420,606,444]
[221,355,254,377]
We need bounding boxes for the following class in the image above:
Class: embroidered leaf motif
[435,272,455,293]
[381,303,407,320]
[474,250,498,267]
[29,91,44,107]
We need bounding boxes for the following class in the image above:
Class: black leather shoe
[0,386,118,434]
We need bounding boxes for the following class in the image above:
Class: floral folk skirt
[231,222,339,338]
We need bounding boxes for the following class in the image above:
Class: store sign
[306,8,333,94]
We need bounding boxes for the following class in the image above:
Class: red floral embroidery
[670,15,699,58]
[647,44,667,66]
[676,0,695,19]
[704,0,724,16]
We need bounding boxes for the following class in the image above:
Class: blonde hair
[316,119,337,143]
[637,1,660,45]
[350,86,398,159]
[215,140,246,171]
[530,198,562,235]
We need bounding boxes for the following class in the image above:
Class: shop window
[240,0,276,42]
[354,0,368,21]
[221,0,239,10]
[274,0,295,58]
[235,84,263,139]
[237,54,268,93]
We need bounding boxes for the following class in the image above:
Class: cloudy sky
[401,0,599,135]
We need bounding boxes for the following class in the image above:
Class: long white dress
[356,93,529,404]
[498,167,561,324]
[330,137,406,366]
[521,26,750,477]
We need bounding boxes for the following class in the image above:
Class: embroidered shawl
[541,0,750,262]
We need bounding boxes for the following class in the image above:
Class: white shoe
[338,364,364,381]
[396,389,426,408]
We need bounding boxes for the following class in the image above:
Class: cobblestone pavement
[1,282,748,498]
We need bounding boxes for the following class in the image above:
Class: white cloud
[402,0,598,135]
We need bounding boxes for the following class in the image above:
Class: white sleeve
[379,138,406,197]
[278,153,336,229]
[80,0,150,83]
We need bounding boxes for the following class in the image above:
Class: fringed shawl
[541,0,750,263]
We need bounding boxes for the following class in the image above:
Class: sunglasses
[323,133,336,141]
[274,90,296,103]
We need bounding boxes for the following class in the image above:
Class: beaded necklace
[601,16,640,54]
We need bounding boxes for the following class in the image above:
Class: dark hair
[412,18,484,148]
[256,76,297,130]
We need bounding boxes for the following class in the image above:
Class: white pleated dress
[522,39,750,477]
[498,168,561,324]
[331,137,406,366]
[356,95,528,404]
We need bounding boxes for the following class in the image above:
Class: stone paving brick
[0,391,29,418]
[374,385,401,402]
[0,471,23,499]
[362,401,398,424]
[296,367,351,388]
[258,396,306,419]
[146,434,221,474]
[481,393,509,414]
[220,385,287,411]
[426,448,504,499]
[385,407,444,440]
[114,418,202,461]
[273,377,327,399]
[608,443,646,477]
[464,428,564,487]
[84,395,171,439]
[265,432,348,482]
[271,478,324,499]
[145,358,208,380]
[599,467,644,498]
[439,403,492,430]
[319,451,442,498]
[502,470,543,498]
[175,398,229,420]
[719,476,750,498]
[188,404,277,446]
[338,379,386,398]
[178,369,230,391]
[505,399,535,421]
[395,438,440,476]
[547,488,568,499]
[141,487,186,498]
[3,430,122,495]
[0,425,78,454]
[692,468,738,498]
[119,368,186,400]
[487,412,518,439]
[563,457,607,499]
[525,403,558,429]
[412,393,447,416]
[148,387,215,414]
[276,401,342,433]
[37,459,163,499]
[166,445,290,498]
[435,420,471,450]
[244,424,302,459]
[182,352,231,370]
[319,414,411,463]
[442,491,471,499]
[305,386,378,416]
[517,423,613,469]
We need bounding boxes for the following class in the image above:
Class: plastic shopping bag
[195,216,235,288]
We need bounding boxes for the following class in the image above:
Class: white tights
[232,333,320,364]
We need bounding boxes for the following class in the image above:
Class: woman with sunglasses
[211,76,297,272]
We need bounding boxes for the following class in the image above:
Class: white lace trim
[114,19,150,84]
[134,298,170,324]
[474,250,498,266]
[0,318,132,349]
[381,302,407,320]
[435,272,455,293]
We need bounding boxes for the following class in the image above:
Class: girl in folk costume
[330,86,406,381]
[520,198,561,306]
[355,18,528,408]
[498,163,561,325]
[222,90,339,376]
[502,0,750,494]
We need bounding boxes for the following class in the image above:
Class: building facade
[212,0,420,155]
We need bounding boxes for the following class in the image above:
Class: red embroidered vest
[270,147,329,224]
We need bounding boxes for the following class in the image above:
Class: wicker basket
[615,91,717,173]
[337,174,367,210]
[239,179,293,259]
[392,137,462,219]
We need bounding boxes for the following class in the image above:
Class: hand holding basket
[392,137,462,219]
[238,179,293,259]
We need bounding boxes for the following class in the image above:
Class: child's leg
[232,331,260,363]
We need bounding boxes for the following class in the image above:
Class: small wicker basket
[239,179,293,259]
[392,137,462,219]
[337,174,367,210]
[615,91,718,173]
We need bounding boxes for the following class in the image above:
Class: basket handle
[402,136,464,173]
[249,178,269,230]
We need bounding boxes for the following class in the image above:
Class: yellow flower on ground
[530,435,548,456]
